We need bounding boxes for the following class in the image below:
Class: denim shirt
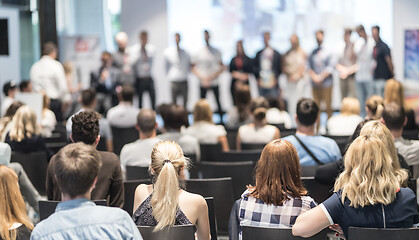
[31,198,143,240]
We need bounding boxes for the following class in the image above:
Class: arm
[108,155,124,208]
[292,205,330,238]
[218,135,230,152]
[236,132,241,151]
[107,140,114,153]
[385,55,394,76]
[196,196,211,240]
[133,184,149,214]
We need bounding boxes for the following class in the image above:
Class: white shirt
[395,137,419,166]
[266,108,293,129]
[354,37,376,81]
[326,114,363,136]
[30,56,70,101]
[40,109,57,138]
[182,121,226,144]
[129,43,156,78]
[157,131,199,156]
[192,46,223,86]
[120,137,161,172]
[164,46,190,82]
[1,97,14,117]
[238,124,278,143]
[106,102,140,128]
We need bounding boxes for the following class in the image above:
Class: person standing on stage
[192,30,224,118]
[164,33,190,109]
[336,28,357,99]
[372,25,394,96]
[112,32,134,86]
[254,31,281,99]
[229,40,253,105]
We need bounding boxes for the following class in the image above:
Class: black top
[373,39,393,80]
[253,48,282,83]
[0,225,32,240]
[404,109,419,131]
[229,55,254,81]
[5,133,51,159]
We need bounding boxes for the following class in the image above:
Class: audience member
[292,136,418,239]
[66,89,113,152]
[62,61,81,119]
[40,93,57,138]
[182,99,229,151]
[0,165,33,240]
[283,98,341,165]
[365,95,384,120]
[226,84,252,129]
[112,32,134,85]
[266,97,292,129]
[237,97,279,150]
[19,80,32,93]
[106,84,140,128]
[31,143,142,239]
[336,28,357,99]
[47,111,124,208]
[0,102,24,142]
[229,40,253,105]
[133,141,210,239]
[327,97,363,136]
[1,81,17,117]
[372,25,394,96]
[120,109,160,173]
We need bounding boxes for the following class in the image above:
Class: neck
[296,124,316,136]
[61,192,90,202]
[390,128,403,139]
[82,105,94,110]
[140,130,156,139]
[254,120,266,128]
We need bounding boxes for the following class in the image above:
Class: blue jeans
[356,81,373,117]
[373,79,386,96]
[258,87,279,98]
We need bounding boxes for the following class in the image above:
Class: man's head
[3,81,17,98]
[53,143,102,199]
[19,80,32,93]
[175,33,181,45]
[101,51,112,67]
[71,110,101,145]
[356,24,366,38]
[382,103,406,131]
[115,32,128,50]
[163,104,189,131]
[315,30,324,46]
[296,98,319,127]
[204,30,210,45]
[119,84,134,103]
[42,42,57,58]
[372,25,380,43]
[263,31,270,47]
[137,109,157,135]
[344,28,352,43]
[139,31,148,47]
[81,89,96,108]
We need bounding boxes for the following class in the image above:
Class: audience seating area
[111,126,138,155]
[137,225,195,240]
[242,225,330,240]
[39,200,107,221]
[348,227,419,240]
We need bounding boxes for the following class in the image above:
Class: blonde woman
[0,165,33,240]
[132,141,210,239]
[40,93,57,138]
[365,95,383,120]
[292,136,419,239]
[327,97,363,135]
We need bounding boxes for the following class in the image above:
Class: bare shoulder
[135,184,153,200]
[181,190,208,208]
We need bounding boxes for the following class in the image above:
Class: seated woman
[266,97,292,129]
[327,97,363,136]
[40,93,57,138]
[236,97,280,150]
[132,141,210,240]
[226,85,252,129]
[0,101,24,142]
[182,99,229,151]
[234,139,316,238]
[0,165,33,240]
[5,105,51,159]
[292,136,419,239]
[365,95,384,120]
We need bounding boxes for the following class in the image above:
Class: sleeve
[122,211,144,240]
[228,199,241,240]
[321,192,344,225]
[383,44,391,57]
[253,52,261,79]
[229,57,235,72]
[108,154,124,208]
[120,147,127,173]
[217,125,227,137]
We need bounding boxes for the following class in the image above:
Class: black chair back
[46,142,68,155]
[241,143,266,150]
[185,177,234,235]
[111,126,138,155]
[226,128,238,150]
[96,136,107,151]
[126,166,150,180]
[301,176,333,203]
[137,225,195,240]
[185,153,198,178]
[39,199,107,221]
[200,161,255,200]
[348,227,419,240]
[301,166,318,177]
[123,179,152,215]
[200,143,222,162]
[322,135,350,155]
[402,129,419,140]
[269,123,285,130]
[280,128,297,137]
[219,150,262,162]
[11,151,48,195]
[242,225,329,240]
[204,197,218,240]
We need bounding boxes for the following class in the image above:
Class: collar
[55,198,95,212]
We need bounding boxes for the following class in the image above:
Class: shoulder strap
[294,135,324,165]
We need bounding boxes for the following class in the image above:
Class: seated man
[283,98,341,165]
[107,84,140,128]
[47,111,124,207]
[31,143,142,239]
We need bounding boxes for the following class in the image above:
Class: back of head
[340,97,360,115]
[81,88,96,107]
[356,24,365,33]
[384,79,405,108]
[3,81,16,97]
[250,97,269,122]
[19,80,31,92]
[53,143,102,198]
[235,85,252,122]
[3,101,24,119]
[137,109,156,133]
[296,98,319,126]
[365,95,384,120]
[121,84,134,102]
[42,42,57,56]
[382,103,405,131]
[193,99,213,123]
[150,141,189,230]
[9,105,39,142]
[164,104,188,130]
[0,165,33,240]
[250,139,306,205]
[71,111,100,145]
[335,135,399,207]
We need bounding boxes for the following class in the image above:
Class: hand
[201,76,211,88]
[100,69,109,82]
[312,74,322,84]
[329,224,345,239]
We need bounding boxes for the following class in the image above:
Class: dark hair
[356,24,365,32]
[163,104,189,130]
[267,97,287,111]
[204,29,209,35]
[344,28,352,35]
[382,103,405,130]
[251,97,269,122]
[137,109,156,133]
[3,81,16,96]
[121,85,134,102]
[53,143,102,198]
[42,42,57,56]
[4,101,24,118]
[71,111,100,145]
[81,89,96,107]
[19,80,31,92]
[372,25,380,33]
[296,98,319,126]
[139,30,148,37]
[235,85,252,122]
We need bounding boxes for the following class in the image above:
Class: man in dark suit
[46,111,124,208]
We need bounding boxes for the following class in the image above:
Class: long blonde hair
[384,79,408,110]
[334,135,400,207]
[359,120,408,185]
[0,165,33,240]
[9,105,39,142]
[193,99,213,123]
[150,141,189,230]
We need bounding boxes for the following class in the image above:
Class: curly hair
[71,110,101,145]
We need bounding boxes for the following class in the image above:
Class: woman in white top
[182,99,229,151]
[237,97,280,150]
[327,97,363,136]
[40,93,57,138]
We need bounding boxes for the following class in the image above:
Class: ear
[70,134,75,143]
[91,177,98,190]
[94,135,100,147]
[135,124,140,131]
[380,117,385,124]
[294,114,298,124]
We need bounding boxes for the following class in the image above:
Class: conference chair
[126,166,150,180]
[184,153,198,178]
[96,136,107,151]
[39,199,107,221]
[219,149,262,162]
[280,128,297,137]
[301,176,333,203]
[185,177,235,235]
[204,197,218,240]
[123,179,152,215]
[46,141,68,155]
[137,225,195,240]
[348,227,419,240]
[323,134,351,155]
[11,151,48,195]
[301,165,318,177]
[269,123,285,130]
[240,142,266,150]
[242,225,330,240]
[200,143,222,162]
[402,129,419,140]
[111,126,138,155]
[226,128,238,150]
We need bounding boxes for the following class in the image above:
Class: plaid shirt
[239,189,317,229]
